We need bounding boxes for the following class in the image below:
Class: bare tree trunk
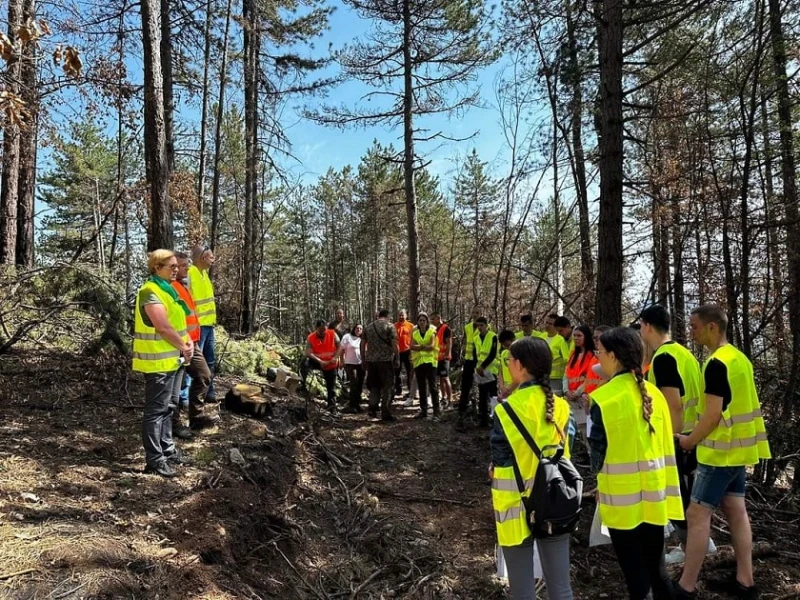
[670,195,686,343]
[160,0,175,173]
[566,0,594,318]
[768,0,800,420]
[15,0,37,267]
[402,0,421,319]
[594,0,624,326]
[210,0,232,251]
[141,0,172,250]
[0,0,23,264]
[241,0,259,333]
[197,0,213,216]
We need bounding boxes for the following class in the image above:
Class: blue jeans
[691,464,746,509]
[196,326,216,400]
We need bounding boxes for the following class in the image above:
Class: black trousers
[301,358,337,406]
[477,378,497,426]
[344,363,365,408]
[394,350,413,394]
[608,523,673,600]
[671,438,697,544]
[458,359,475,414]
[414,363,440,414]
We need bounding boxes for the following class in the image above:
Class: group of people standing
[132,247,220,478]
[490,304,770,600]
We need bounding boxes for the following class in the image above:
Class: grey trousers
[503,534,573,600]
[143,368,182,467]
[549,378,564,395]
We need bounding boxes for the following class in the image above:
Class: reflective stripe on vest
[188,265,216,326]
[308,329,338,370]
[590,373,684,530]
[697,345,771,467]
[475,331,499,375]
[132,281,188,374]
[411,326,438,368]
[647,341,702,433]
[172,281,201,342]
[491,385,571,546]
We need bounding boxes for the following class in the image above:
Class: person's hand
[487,463,494,480]
[181,342,193,363]
[676,433,695,451]
[581,393,590,410]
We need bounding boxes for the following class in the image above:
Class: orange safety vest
[565,350,595,392]
[171,280,200,342]
[436,323,452,361]
[308,329,338,370]
[584,354,603,393]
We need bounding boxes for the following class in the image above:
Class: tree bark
[15,0,37,267]
[210,0,233,251]
[670,195,686,343]
[402,0,421,319]
[0,0,24,264]
[594,0,624,326]
[768,0,800,420]
[160,0,175,173]
[197,0,213,217]
[241,0,259,333]
[141,0,172,250]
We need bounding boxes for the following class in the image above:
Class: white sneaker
[402,397,414,407]
[665,547,685,565]
[706,538,717,555]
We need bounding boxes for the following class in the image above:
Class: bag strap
[501,402,565,463]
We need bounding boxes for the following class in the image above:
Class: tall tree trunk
[768,0,800,420]
[160,0,175,173]
[670,195,686,343]
[566,0,594,318]
[197,0,213,217]
[0,0,23,264]
[241,0,259,333]
[141,0,172,250]
[652,194,669,303]
[594,0,624,326]
[760,93,786,374]
[15,0,37,267]
[210,0,233,251]
[402,0,421,319]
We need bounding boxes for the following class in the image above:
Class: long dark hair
[509,336,555,423]
[568,324,596,368]
[599,327,655,433]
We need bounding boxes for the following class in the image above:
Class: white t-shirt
[340,333,362,365]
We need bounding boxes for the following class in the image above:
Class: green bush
[215,326,291,378]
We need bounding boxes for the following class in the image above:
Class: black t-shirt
[704,358,732,412]
[651,343,684,395]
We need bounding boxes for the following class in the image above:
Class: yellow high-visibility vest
[188,264,216,326]
[545,334,570,379]
[492,384,570,546]
[647,341,702,433]
[590,373,684,530]
[132,281,188,373]
[500,348,513,385]
[475,331,499,375]
[411,326,438,368]
[697,345,771,467]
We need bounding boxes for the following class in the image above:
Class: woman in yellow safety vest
[133,249,194,478]
[410,313,441,420]
[588,327,684,600]
[490,336,574,600]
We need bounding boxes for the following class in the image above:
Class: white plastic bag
[496,544,543,579]
[589,505,612,547]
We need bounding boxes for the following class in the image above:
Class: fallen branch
[350,567,385,599]
[370,486,476,507]
[0,567,37,580]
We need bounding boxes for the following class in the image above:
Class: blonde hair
[147,249,175,274]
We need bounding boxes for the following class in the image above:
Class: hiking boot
[173,425,194,439]
[367,410,378,419]
[413,411,427,420]
[144,462,178,478]
[166,449,193,466]
[190,414,220,431]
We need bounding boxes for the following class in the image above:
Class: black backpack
[501,403,583,538]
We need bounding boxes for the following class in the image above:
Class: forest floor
[1,351,799,600]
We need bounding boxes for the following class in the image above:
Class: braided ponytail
[634,367,656,434]
[539,378,556,424]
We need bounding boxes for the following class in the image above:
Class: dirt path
[1,352,798,599]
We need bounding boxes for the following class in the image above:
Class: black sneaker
[367,410,378,419]
[173,425,194,439]
[144,462,177,478]
[190,414,220,430]
[166,449,193,466]
[728,577,759,600]
[673,580,697,600]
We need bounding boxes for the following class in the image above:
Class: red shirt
[395,320,414,353]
